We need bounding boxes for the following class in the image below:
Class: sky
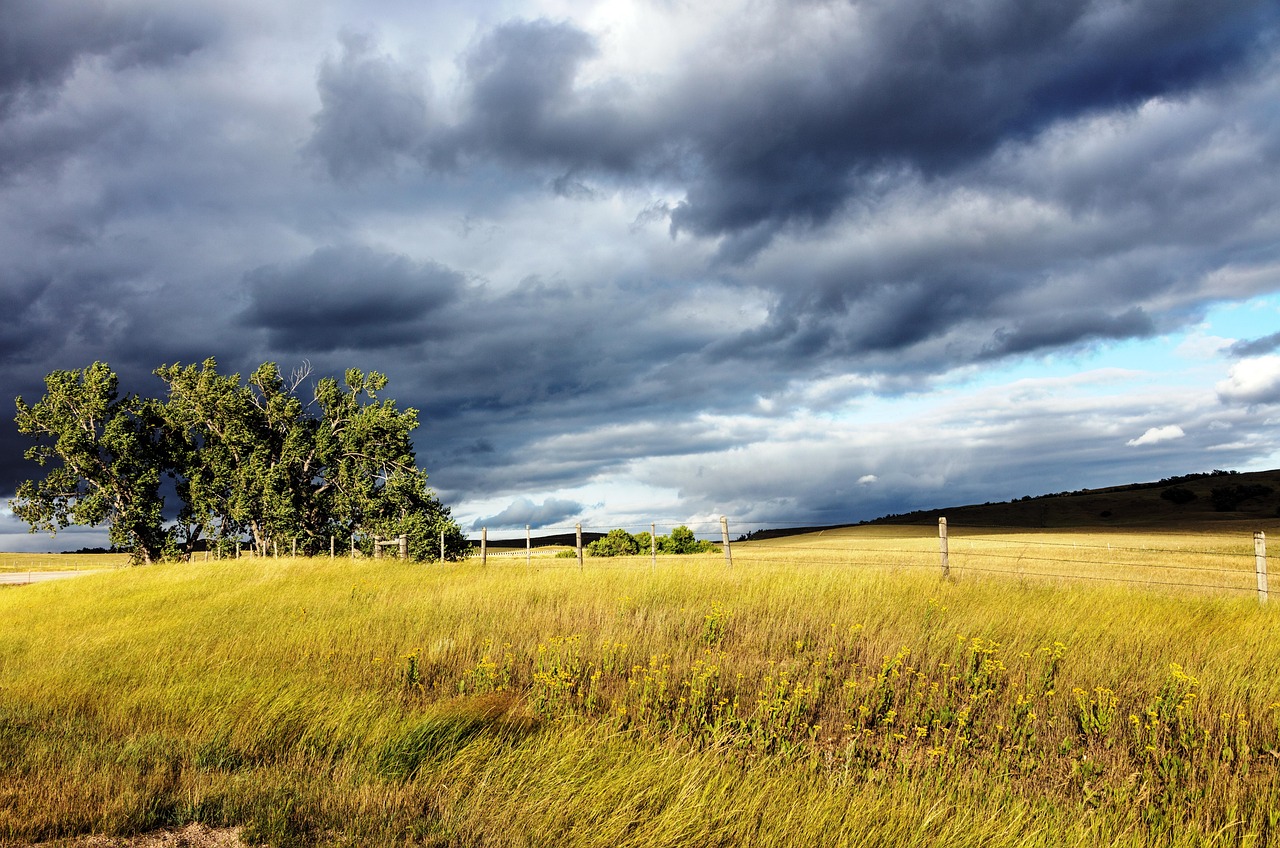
[3,0,1280,551]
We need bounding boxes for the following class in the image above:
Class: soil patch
[27,824,248,848]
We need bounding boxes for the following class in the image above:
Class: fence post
[651,522,657,572]
[373,535,381,559]
[292,538,297,558]
[721,516,732,567]
[526,525,531,569]
[576,523,583,570]
[273,540,278,559]
[330,536,335,558]
[351,535,356,560]
[939,517,950,579]
[1256,531,1268,605]
[438,530,444,562]
[401,534,408,561]
[481,527,488,567]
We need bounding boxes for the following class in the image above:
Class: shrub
[586,529,640,557]
[1209,484,1273,512]
[1160,486,1197,505]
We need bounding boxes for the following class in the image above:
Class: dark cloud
[983,307,1156,357]
[1231,331,1280,357]
[392,1,1278,254]
[306,32,434,181]
[0,0,215,116]
[3,2,1280,545]
[471,496,583,530]
[242,246,465,352]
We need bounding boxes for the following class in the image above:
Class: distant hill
[489,470,1280,547]
[734,469,1280,542]
[868,468,1280,530]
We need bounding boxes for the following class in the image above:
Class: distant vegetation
[865,468,1280,530]
[586,525,716,556]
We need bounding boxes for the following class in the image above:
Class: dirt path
[0,570,109,586]
[26,824,248,847]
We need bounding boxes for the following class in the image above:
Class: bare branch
[289,360,313,394]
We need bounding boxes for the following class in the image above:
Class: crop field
[0,525,1277,847]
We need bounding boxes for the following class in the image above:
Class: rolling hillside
[870,468,1280,529]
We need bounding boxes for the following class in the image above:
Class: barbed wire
[461,518,1271,597]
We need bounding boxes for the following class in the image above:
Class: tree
[658,525,715,554]
[12,363,171,563]
[14,358,463,562]
[586,528,640,557]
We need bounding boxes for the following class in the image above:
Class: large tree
[13,359,463,561]
[12,363,171,563]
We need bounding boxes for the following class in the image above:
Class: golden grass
[0,525,1277,846]
[0,552,130,573]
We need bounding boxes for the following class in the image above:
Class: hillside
[869,468,1280,529]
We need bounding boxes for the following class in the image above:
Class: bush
[1160,486,1197,505]
[658,525,716,555]
[1210,484,1273,512]
[586,529,640,557]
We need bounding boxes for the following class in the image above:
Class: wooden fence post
[721,516,732,567]
[651,522,656,572]
[939,517,950,579]
[373,535,381,560]
[351,535,356,560]
[401,534,408,561]
[292,538,297,558]
[438,530,443,562]
[526,525,531,569]
[330,536,335,558]
[576,523,583,570]
[481,527,488,567]
[1256,531,1268,605]
[273,540,278,559]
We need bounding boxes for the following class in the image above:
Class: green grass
[1,529,1278,846]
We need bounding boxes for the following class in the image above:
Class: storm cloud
[2,0,1280,548]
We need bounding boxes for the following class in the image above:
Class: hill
[870,468,1280,529]
[737,469,1280,542]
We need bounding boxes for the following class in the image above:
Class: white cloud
[1127,425,1186,446]
[1217,356,1280,404]
[858,474,878,485]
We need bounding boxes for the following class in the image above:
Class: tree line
[583,526,716,557]
[11,359,466,563]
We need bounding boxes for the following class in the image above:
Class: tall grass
[1,529,1277,846]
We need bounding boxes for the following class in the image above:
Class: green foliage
[657,525,716,554]
[13,358,463,562]
[585,526,714,557]
[1209,483,1273,512]
[12,363,171,563]
[1159,486,1197,505]
[586,528,640,557]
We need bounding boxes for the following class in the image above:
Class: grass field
[0,553,130,573]
[1,526,1278,846]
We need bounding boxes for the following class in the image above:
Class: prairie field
[1,525,1278,847]
[0,553,130,573]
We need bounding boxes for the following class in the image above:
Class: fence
[466,516,1273,605]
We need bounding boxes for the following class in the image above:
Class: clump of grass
[0,528,1277,846]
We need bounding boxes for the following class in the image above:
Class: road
[0,570,110,585]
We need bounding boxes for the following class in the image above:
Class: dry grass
[0,525,1277,846]
[0,553,130,573]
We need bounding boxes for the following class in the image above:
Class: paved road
[0,569,110,585]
